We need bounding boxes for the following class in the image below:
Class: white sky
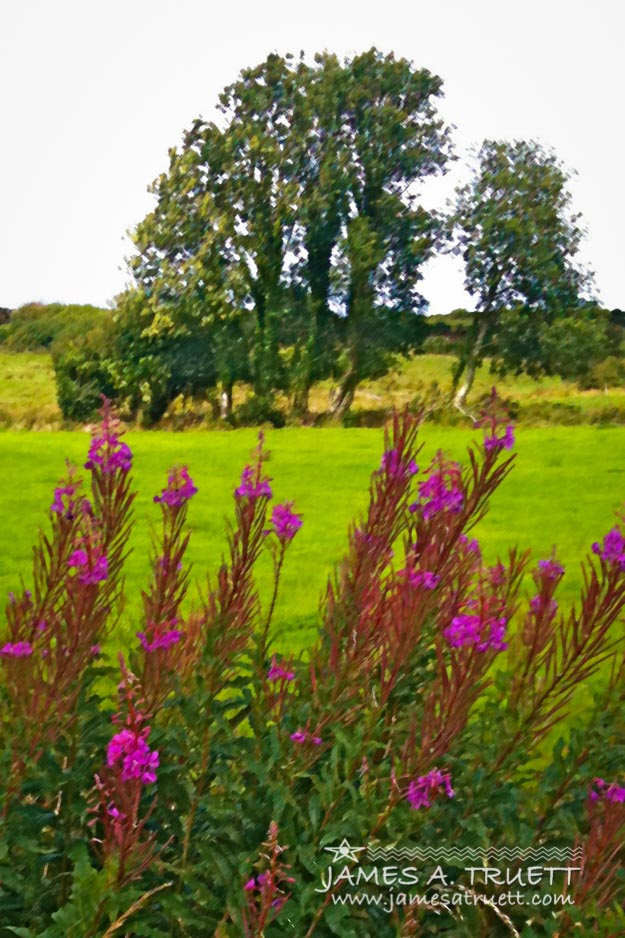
[1,0,623,315]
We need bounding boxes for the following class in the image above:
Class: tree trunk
[291,385,310,418]
[220,381,233,419]
[453,315,489,414]
[329,370,358,419]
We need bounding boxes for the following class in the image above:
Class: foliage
[452,140,595,406]
[586,355,625,391]
[2,401,625,935]
[51,290,223,424]
[0,303,111,353]
[52,324,117,422]
[121,48,451,420]
[491,306,613,384]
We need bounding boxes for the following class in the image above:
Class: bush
[421,334,454,355]
[2,402,625,935]
[584,356,625,391]
[52,326,117,422]
[2,303,111,352]
[236,393,287,428]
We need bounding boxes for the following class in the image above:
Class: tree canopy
[122,48,452,420]
[452,139,595,408]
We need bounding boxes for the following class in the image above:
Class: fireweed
[1,401,625,936]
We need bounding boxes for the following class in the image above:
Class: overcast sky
[1,0,622,315]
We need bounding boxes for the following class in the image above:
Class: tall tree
[127,49,452,419]
[315,50,451,416]
[452,139,594,410]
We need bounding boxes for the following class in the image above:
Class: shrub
[585,356,625,391]
[52,327,117,422]
[421,334,454,355]
[236,393,287,428]
[1,400,625,935]
[2,303,111,352]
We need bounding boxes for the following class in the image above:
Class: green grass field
[2,349,625,428]
[0,350,59,427]
[2,426,624,656]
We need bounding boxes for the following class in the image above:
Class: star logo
[324,839,366,863]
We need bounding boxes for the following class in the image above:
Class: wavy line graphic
[366,847,583,863]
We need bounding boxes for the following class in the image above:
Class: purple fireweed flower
[235,465,272,500]
[399,568,440,589]
[489,562,507,586]
[85,434,132,474]
[410,469,464,520]
[267,657,295,681]
[154,466,198,507]
[51,483,79,516]
[137,629,182,653]
[68,549,88,568]
[530,595,558,618]
[484,424,515,452]
[481,617,508,652]
[267,502,303,543]
[290,729,322,745]
[407,769,455,810]
[0,640,33,658]
[68,549,109,584]
[379,448,418,479]
[107,802,126,821]
[106,728,159,785]
[458,534,482,557]
[444,614,482,647]
[589,778,625,804]
[592,527,625,569]
[245,872,270,892]
[91,644,101,657]
[538,558,565,580]
[443,614,508,652]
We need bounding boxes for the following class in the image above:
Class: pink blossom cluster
[267,657,295,681]
[290,729,322,745]
[68,549,109,584]
[0,640,33,658]
[379,447,418,479]
[137,627,183,653]
[235,465,272,500]
[398,567,440,590]
[267,502,303,543]
[443,612,508,652]
[410,467,464,519]
[589,778,625,804]
[154,466,198,507]
[592,527,625,569]
[406,769,455,810]
[106,727,159,785]
[50,482,80,516]
[85,434,132,474]
[484,425,515,452]
[529,595,558,618]
[537,558,565,580]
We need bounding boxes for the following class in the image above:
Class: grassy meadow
[3,349,625,428]
[2,425,624,658]
[1,345,624,660]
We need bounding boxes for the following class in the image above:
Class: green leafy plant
[1,399,625,936]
